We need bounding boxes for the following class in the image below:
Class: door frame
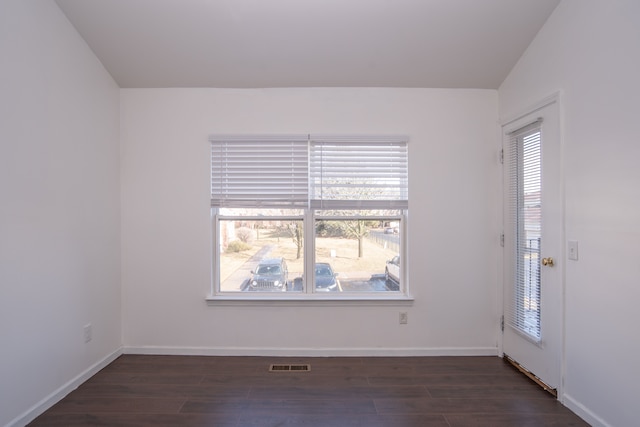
[498,91,565,402]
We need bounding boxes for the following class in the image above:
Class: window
[506,121,542,340]
[210,135,408,299]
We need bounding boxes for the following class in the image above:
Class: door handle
[542,257,555,267]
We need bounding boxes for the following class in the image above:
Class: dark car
[385,255,400,284]
[248,258,288,291]
[314,262,339,292]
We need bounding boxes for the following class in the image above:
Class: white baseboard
[6,347,123,427]
[123,346,498,357]
[563,393,610,427]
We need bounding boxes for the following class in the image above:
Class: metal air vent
[269,364,311,372]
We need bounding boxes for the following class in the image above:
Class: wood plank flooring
[29,355,590,426]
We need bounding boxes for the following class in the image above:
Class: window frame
[207,135,413,304]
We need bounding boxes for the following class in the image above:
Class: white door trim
[500,92,561,127]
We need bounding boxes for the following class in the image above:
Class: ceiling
[55,0,560,89]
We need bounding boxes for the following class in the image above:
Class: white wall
[499,1,640,426]
[0,1,121,426]
[120,88,501,355]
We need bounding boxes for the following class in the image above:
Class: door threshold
[504,354,557,398]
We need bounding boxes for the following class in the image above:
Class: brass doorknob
[542,257,555,267]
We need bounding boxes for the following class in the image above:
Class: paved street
[222,234,400,292]
[220,244,274,292]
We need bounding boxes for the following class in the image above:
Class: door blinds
[506,120,543,341]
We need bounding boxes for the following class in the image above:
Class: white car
[385,255,400,283]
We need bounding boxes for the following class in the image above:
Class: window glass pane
[314,218,401,292]
[219,219,303,293]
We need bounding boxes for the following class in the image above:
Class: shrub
[226,240,252,253]
[236,227,255,244]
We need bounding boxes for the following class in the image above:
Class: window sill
[206,294,414,306]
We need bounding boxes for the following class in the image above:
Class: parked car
[314,262,339,291]
[385,255,400,284]
[248,258,288,291]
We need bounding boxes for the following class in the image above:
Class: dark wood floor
[29,355,589,426]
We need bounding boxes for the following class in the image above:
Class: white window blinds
[309,136,409,210]
[210,135,308,208]
[506,119,542,341]
[210,135,409,210]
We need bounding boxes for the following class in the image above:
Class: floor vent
[269,364,311,372]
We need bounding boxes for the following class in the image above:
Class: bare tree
[318,218,377,258]
[342,219,375,258]
[287,221,303,259]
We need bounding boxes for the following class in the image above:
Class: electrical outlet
[568,240,579,261]
[83,323,92,343]
[399,312,408,324]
